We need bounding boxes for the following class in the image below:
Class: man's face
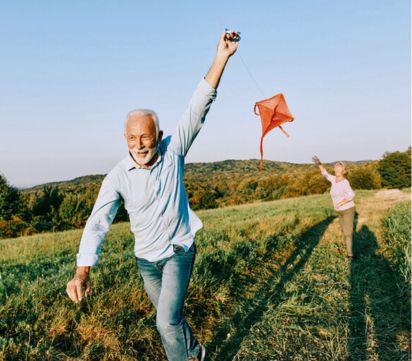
[125,115,162,166]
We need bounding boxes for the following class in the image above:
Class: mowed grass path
[0,191,410,360]
[228,192,411,361]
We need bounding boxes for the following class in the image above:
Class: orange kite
[254,93,294,171]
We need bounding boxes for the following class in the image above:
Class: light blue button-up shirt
[76,79,217,266]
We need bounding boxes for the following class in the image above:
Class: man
[66,31,239,361]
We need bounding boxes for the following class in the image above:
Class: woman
[313,156,357,259]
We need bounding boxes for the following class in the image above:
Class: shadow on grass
[348,223,411,361]
[208,216,336,361]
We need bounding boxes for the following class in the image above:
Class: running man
[66,31,240,361]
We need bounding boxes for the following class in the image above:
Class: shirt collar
[125,149,162,171]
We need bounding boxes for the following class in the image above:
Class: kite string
[236,51,266,98]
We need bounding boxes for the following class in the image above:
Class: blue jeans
[137,243,200,361]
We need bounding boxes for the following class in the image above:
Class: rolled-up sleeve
[169,78,217,157]
[76,174,121,266]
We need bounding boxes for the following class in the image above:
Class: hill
[23,159,370,191]
[24,174,106,192]
[0,190,410,360]
[0,154,393,239]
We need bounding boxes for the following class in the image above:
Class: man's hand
[66,267,92,303]
[205,31,240,90]
[216,31,239,60]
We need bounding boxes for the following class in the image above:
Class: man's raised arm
[169,31,239,157]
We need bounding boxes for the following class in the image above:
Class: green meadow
[0,190,410,360]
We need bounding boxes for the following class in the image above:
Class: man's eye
[141,135,151,141]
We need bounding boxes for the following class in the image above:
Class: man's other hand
[66,267,92,303]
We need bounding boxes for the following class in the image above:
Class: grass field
[0,190,410,360]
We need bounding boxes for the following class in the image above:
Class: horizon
[18,154,395,190]
[1,1,410,188]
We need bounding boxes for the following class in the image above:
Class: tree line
[1,148,410,239]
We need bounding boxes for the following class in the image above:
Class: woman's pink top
[322,170,355,211]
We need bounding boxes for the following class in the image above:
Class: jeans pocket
[173,244,185,254]
[172,243,196,256]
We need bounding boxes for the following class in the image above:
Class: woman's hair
[334,161,347,175]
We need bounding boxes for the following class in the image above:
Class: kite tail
[259,136,264,171]
[278,125,290,137]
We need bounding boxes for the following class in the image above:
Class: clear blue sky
[0,0,410,187]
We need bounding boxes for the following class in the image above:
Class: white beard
[131,146,158,166]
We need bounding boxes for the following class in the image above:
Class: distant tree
[237,178,258,195]
[59,194,88,228]
[31,186,63,231]
[0,174,24,220]
[114,200,129,223]
[197,188,218,210]
[32,186,63,216]
[0,174,29,238]
[378,148,411,188]
[255,176,273,199]
[348,164,382,189]
[256,175,289,200]
[303,171,330,195]
[214,185,226,199]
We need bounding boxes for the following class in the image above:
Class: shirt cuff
[199,78,217,100]
[76,253,99,267]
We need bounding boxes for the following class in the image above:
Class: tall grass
[381,201,411,295]
[0,190,410,360]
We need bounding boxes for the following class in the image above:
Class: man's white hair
[125,109,160,135]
